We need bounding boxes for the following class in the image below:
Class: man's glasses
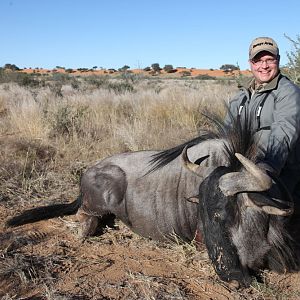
[251,58,277,67]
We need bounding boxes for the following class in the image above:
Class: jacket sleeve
[263,84,300,174]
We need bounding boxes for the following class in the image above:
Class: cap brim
[249,48,278,60]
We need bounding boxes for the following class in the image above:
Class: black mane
[149,107,258,173]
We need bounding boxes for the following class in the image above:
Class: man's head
[248,37,280,84]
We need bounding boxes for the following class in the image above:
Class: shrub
[20,75,43,88]
[284,34,300,86]
[0,69,44,87]
[180,71,191,77]
[50,82,63,97]
[50,72,71,83]
[50,104,90,137]
[195,74,216,80]
[107,81,134,94]
[84,75,109,88]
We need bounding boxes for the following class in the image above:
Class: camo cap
[249,37,279,60]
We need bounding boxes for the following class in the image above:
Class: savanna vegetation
[1,36,300,299]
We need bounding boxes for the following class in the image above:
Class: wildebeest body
[6,139,228,242]
[78,140,227,241]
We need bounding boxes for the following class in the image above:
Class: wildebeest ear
[246,193,294,216]
[194,155,210,165]
[181,146,212,178]
[218,153,272,196]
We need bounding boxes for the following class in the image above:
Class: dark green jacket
[226,73,300,190]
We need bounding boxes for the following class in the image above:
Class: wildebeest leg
[76,208,99,238]
[76,164,127,239]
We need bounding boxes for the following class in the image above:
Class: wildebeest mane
[147,132,217,174]
[149,106,258,173]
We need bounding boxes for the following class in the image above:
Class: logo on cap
[249,37,279,59]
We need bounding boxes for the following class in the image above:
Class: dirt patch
[1,204,300,299]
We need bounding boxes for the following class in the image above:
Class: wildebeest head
[179,105,297,287]
[181,144,296,287]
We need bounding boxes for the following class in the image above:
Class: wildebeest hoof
[227,279,240,290]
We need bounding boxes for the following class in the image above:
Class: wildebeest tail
[6,195,82,227]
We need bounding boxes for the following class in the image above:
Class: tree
[163,64,176,73]
[151,63,161,73]
[285,34,300,86]
[3,63,20,71]
[118,65,130,72]
[220,64,239,72]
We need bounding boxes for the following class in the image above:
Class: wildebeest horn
[181,146,211,179]
[219,153,272,196]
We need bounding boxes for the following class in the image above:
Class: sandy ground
[1,200,300,299]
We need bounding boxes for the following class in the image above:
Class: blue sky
[1,0,299,70]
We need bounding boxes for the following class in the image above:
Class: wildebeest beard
[198,166,252,287]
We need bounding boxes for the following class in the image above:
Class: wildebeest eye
[184,196,200,204]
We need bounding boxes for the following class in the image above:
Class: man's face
[249,51,280,84]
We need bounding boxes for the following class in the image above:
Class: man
[226,37,300,209]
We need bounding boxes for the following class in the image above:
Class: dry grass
[0,78,236,208]
[0,79,236,178]
[2,77,298,299]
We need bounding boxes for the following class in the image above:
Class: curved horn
[235,153,272,190]
[181,146,211,178]
[219,153,272,196]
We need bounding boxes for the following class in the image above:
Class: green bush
[50,72,71,83]
[107,81,134,94]
[84,75,109,88]
[284,34,300,86]
[0,69,44,87]
[50,104,90,137]
[194,74,216,80]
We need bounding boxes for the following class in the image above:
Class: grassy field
[1,75,300,299]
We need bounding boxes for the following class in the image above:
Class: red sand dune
[19,67,252,78]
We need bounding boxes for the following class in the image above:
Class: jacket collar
[240,72,281,92]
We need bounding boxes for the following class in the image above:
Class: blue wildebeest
[6,112,298,287]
